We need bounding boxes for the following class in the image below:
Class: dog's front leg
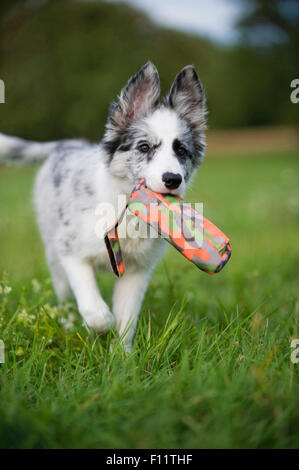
[113,268,152,352]
[60,256,114,333]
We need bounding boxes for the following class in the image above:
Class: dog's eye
[176,146,186,157]
[138,143,150,153]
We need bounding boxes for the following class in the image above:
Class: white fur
[0,132,86,163]
[142,108,187,194]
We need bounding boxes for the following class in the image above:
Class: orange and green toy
[104,179,231,277]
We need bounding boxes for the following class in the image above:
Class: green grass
[0,150,299,448]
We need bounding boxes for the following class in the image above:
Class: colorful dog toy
[105,180,231,277]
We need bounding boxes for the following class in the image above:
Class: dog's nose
[162,172,182,190]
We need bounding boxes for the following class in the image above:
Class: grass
[0,150,299,448]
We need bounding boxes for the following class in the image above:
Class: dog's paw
[83,305,114,334]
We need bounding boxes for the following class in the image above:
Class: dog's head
[103,62,207,195]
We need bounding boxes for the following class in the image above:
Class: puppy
[0,62,206,350]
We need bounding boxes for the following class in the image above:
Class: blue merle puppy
[0,62,207,351]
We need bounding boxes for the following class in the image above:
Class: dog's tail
[0,132,87,164]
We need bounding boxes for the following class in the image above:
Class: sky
[107,0,245,43]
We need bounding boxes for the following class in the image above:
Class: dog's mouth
[140,178,184,197]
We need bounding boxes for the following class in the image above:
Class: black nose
[162,172,182,190]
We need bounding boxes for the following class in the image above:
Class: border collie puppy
[0,62,206,351]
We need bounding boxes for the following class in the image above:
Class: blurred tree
[237,0,299,52]
[235,0,299,128]
[0,0,26,17]
[0,0,297,140]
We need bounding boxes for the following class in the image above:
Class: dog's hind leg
[113,269,152,352]
[46,250,71,303]
[59,255,114,333]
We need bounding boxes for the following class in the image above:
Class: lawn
[0,150,298,448]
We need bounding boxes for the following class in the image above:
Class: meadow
[0,149,298,448]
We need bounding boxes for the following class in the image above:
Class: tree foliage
[0,0,297,140]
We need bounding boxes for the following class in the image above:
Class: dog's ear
[167,65,206,132]
[107,62,160,133]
